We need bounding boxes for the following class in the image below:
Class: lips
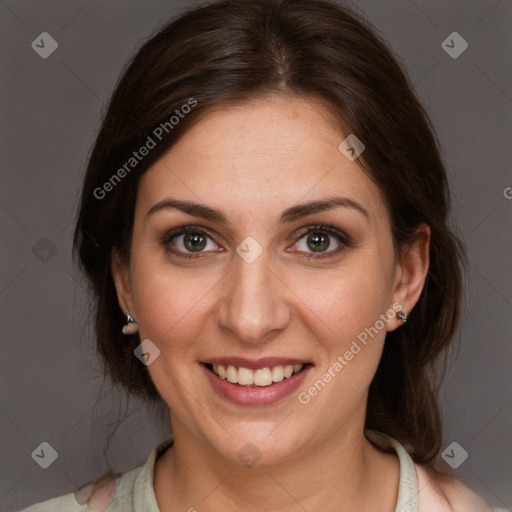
[201,357,313,405]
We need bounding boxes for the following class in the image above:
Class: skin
[111,93,431,511]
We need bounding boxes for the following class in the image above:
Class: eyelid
[292,223,350,242]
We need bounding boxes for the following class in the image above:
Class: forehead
[137,94,388,229]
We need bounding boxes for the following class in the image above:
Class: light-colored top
[17,430,508,512]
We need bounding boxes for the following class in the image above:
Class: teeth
[210,363,304,386]
[254,368,272,386]
[238,367,254,385]
[226,365,238,384]
[272,365,284,382]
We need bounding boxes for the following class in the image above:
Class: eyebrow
[145,196,370,225]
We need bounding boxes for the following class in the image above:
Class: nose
[217,249,291,345]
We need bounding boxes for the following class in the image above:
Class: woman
[19,0,507,510]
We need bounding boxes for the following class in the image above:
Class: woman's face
[112,94,426,466]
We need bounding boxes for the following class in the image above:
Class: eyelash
[160,224,352,261]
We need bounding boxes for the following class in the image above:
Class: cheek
[129,256,213,351]
[294,258,391,389]
[129,259,218,414]
[297,259,390,339]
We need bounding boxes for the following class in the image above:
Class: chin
[209,425,307,468]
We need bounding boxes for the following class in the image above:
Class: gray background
[0,0,510,510]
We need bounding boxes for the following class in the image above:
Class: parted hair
[74,0,466,467]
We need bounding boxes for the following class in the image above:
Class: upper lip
[203,357,311,370]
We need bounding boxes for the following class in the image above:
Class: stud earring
[122,314,138,335]
[397,311,408,323]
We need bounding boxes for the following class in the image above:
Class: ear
[387,223,430,331]
[110,248,135,317]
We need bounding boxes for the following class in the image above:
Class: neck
[154,419,399,512]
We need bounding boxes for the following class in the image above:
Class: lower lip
[202,364,312,406]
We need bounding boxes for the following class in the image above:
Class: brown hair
[73,0,466,467]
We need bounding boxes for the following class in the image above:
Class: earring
[397,311,408,323]
[122,314,138,335]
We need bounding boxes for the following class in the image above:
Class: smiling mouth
[204,363,312,387]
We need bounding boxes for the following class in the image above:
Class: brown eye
[161,226,220,259]
[305,232,331,252]
[291,224,352,260]
[182,232,208,252]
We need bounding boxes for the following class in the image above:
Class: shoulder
[16,438,169,512]
[14,492,83,512]
[415,463,493,512]
[17,474,123,512]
